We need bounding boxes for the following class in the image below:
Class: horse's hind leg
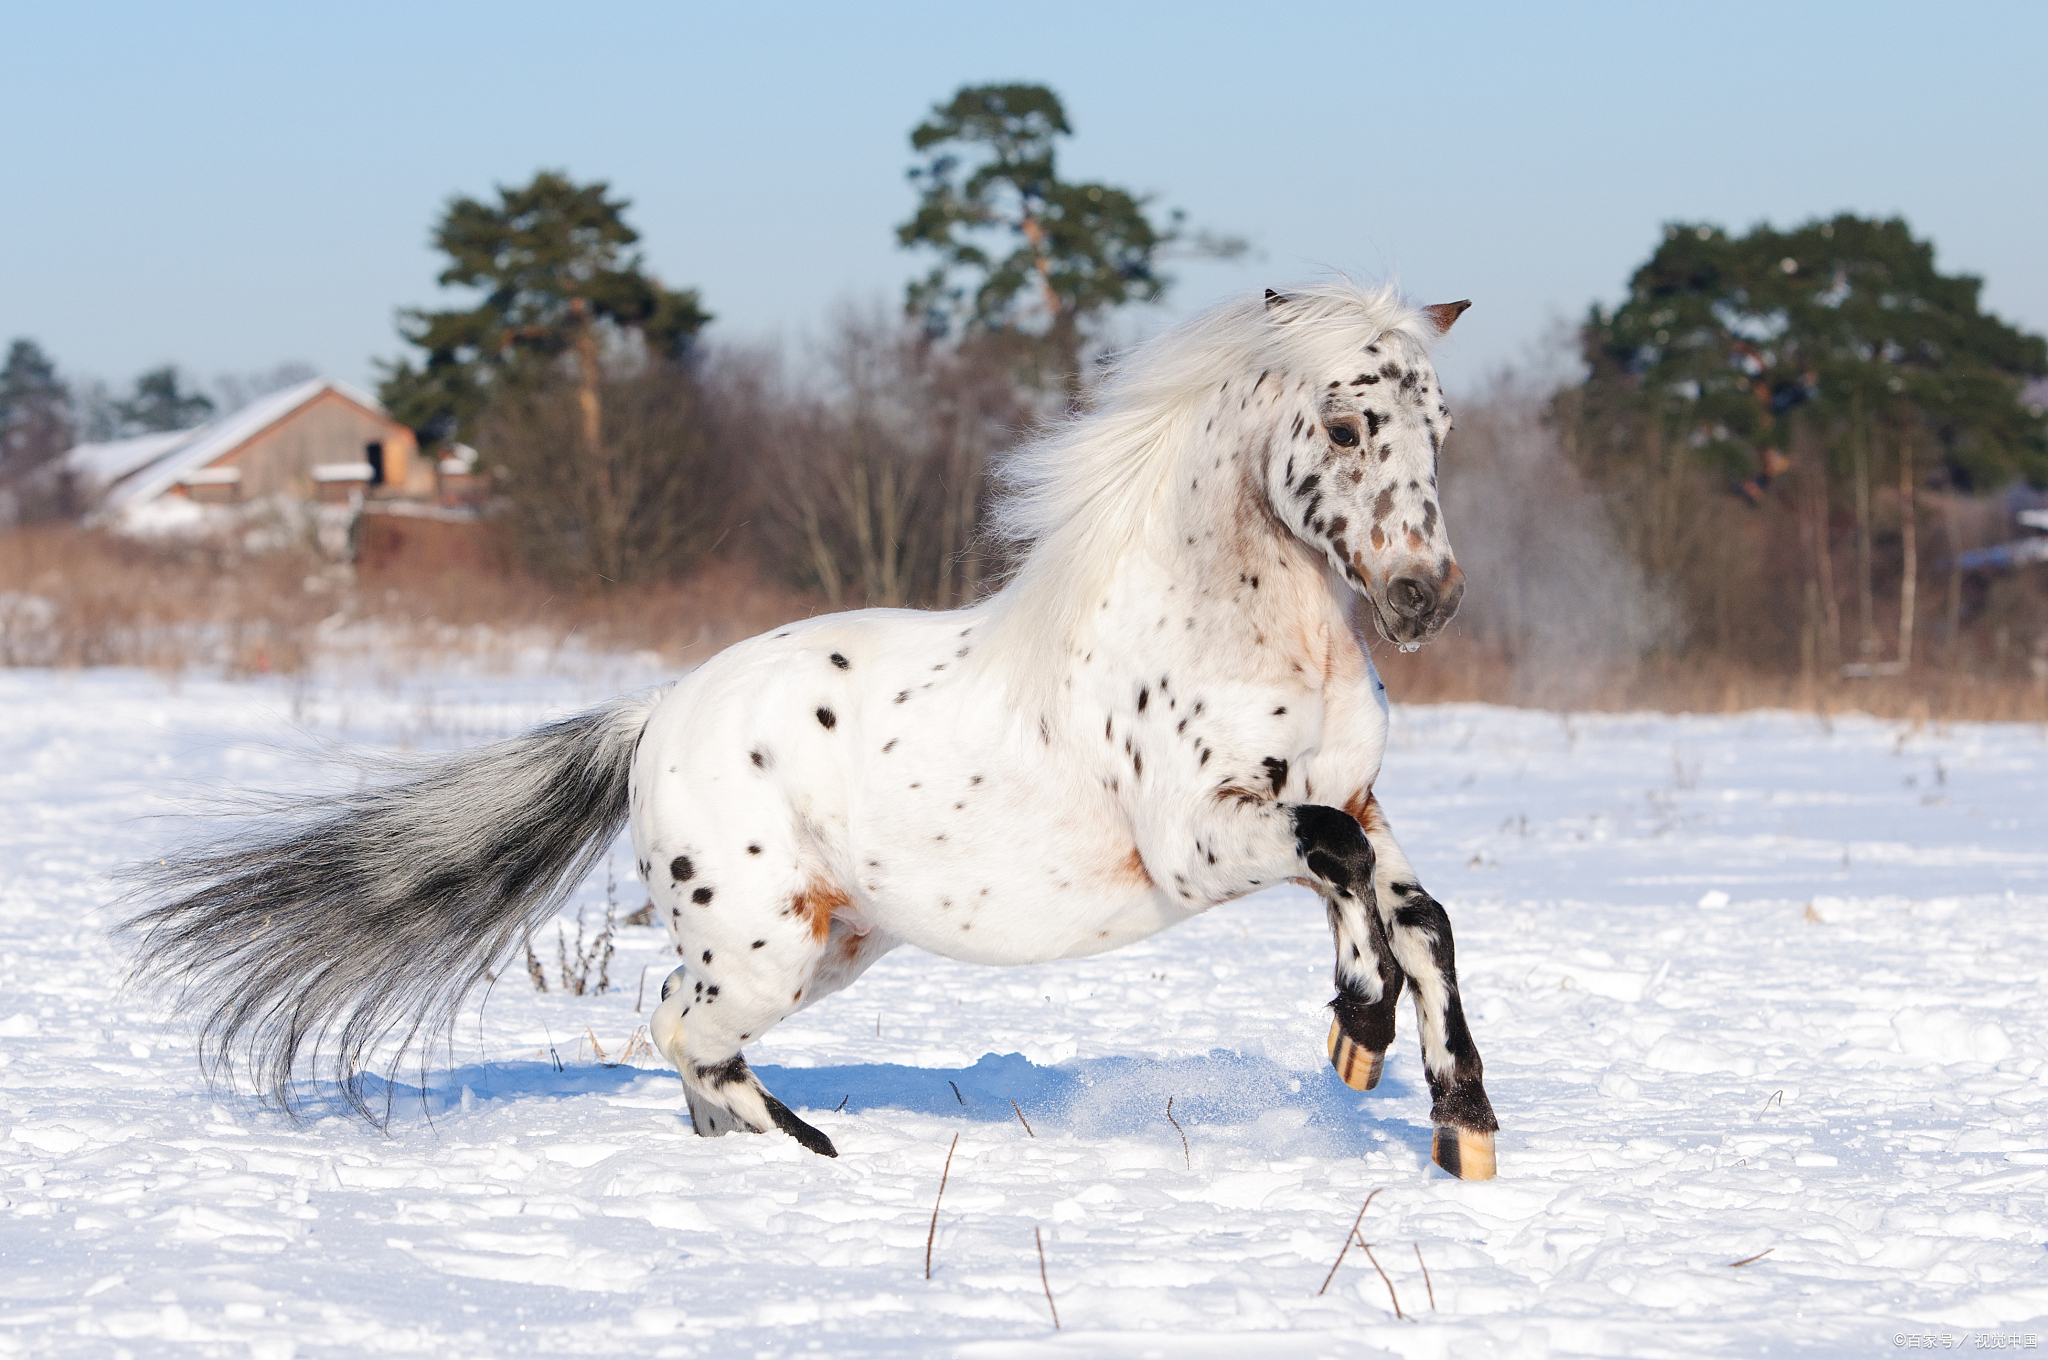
[645,895,896,1158]
[649,946,840,1156]
[1353,793,1498,1181]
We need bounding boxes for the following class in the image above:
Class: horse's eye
[1328,423,1360,448]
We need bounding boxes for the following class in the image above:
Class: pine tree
[116,365,214,435]
[1575,214,2048,674]
[1581,215,2047,491]
[897,84,1197,390]
[0,340,73,483]
[377,170,710,451]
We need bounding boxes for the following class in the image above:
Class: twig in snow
[1761,1089,1784,1114]
[835,1094,849,1113]
[1414,1243,1436,1310]
[924,1133,959,1281]
[1166,1096,1188,1168]
[1316,1188,1381,1295]
[1010,1098,1035,1137]
[949,1079,965,1107]
[585,1025,610,1065]
[1035,1226,1060,1330]
[635,963,659,1013]
[1728,1247,1774,1267]
[1359,1238,1405,1319]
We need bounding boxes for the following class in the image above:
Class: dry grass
[6,523,2044,722]
[925,1133,959,1282]
[1373,629,2048,723]
[0,524,816,678]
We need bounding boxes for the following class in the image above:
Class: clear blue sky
[4,1,2042,400]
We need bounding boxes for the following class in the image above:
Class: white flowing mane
[977,279,1442,710]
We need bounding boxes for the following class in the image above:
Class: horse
[129,280,1500,1180]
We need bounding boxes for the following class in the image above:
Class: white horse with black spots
[132,280,1499,1179]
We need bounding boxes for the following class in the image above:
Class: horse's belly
[851,814,1193,966]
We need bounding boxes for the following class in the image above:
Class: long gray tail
[125,689,664,1121]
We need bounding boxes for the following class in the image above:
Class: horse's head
[1262,292,1468,648]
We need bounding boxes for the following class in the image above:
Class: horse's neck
[1092,390,1341,686]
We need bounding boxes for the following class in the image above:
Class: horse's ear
[1424,300,1472,335]
[1264,288,1292,312]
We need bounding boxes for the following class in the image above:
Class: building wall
[213,394,417,498]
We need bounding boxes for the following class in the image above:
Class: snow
[2,662,2046,1357]
[62,429,202,489]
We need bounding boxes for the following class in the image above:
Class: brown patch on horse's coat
[1344,789,1388,836]
[792,880,852,943]
[1116,845,1153,887]
[1370,525,1387,550]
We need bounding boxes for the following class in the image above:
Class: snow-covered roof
[71,378,393,513]
[63,428,199,487]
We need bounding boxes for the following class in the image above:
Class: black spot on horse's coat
[1273,706,1287,715]
[747,843,761,854]
[692,887,714,904]
[816,707,837,729]
[750,749,769,769]
[702,949,713,963]
[1263,757,1290,795]
[670,856,694,882]
[1364,410,1384,437]
[829,652,850,670]
[883,738,898,753]
[752,939,766,949]
[895,691,910,704]
[1138,688,1149,711]
[1133,752,1144,776]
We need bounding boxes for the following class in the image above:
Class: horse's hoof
[764,1094,839,1158]
[1327,1017,1385,1091]
[1432,1125,1496,1180]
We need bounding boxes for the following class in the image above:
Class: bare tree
[480,357,740,586]
[747,308,1025,608]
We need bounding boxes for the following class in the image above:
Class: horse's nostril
[1388,576,1435,619]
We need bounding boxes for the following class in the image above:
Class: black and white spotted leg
[1291,803,1403,1088]
[1324,881,1406,1093]
[1355,793,1497,1180]
[648,947,846,1159]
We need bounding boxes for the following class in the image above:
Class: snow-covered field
[2,662,2045,1358]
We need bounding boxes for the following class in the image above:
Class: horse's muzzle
[1370,560,1465,646]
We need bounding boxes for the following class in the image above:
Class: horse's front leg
[1323,873,1405,1095]
[1150,790,1495,1179]
[1347,792,1498,1180]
